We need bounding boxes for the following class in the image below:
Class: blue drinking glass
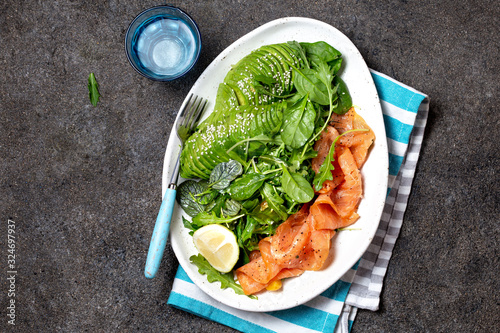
[125,5,202,81]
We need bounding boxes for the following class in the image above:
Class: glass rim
[124,5,202,81]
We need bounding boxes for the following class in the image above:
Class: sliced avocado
[180,43,309,178]
[180,102,285,178]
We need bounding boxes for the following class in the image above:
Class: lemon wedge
[193,224,239,273]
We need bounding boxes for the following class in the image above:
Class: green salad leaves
[177,41,353,296]
[190,254,257,299]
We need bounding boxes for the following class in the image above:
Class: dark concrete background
[1,0,498,332]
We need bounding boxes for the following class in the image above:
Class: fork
[145,94,207,279]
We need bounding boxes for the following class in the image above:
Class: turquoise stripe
[389,153,404,176]
[269,305,338,332]
[383,114,413,144]
[348,319,354,332]
[168,292,275,333]
[321,280,351,301]
[371,72,425,113]
[175,265,194,283]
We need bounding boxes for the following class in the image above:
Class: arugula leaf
[258,154,289,167]
[249,203,281,229]
[313,129,369,190]
[236,217,260,262]
[227,173,271,201]
[315,61,334,92]
[240,198,260,212]
[190,254,257,299]
[281,167,314,203]
[253,75,295,99]
[289,148,318,172]
[182,216,200,235]
[260,183,288,221]
[205,194,229,217]
[195,181,219,205]
[303,64,339,149]
[88,73,100,106]
[226,134,281,154]
[192,211,244,227]
[209,160,243,190]
[237,216,259,246]
[281,95,316,149]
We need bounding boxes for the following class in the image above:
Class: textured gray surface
[1,0,498,332]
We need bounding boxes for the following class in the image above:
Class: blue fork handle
[144,187,177,279]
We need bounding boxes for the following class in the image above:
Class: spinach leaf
[192,211,244,227]
[281,95,316,149]
[281,167,314,203]
[293,68,330,105]
[332,76,352,115]
[330,58,343,75]
[313,129,369,190]
[209,160,243,190]
[300,41,342,65]
[88,73,100,106]
[227,173,271,201]
[177,180,210,217]
[190,254,257,299]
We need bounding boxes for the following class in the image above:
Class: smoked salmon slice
[336,108,375,168]
[331,148,362,218]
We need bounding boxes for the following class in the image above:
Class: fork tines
[180,94,207,131]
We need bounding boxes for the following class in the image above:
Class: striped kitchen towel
[167,69,429,333]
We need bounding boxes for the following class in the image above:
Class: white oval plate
[162,17,388,312]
